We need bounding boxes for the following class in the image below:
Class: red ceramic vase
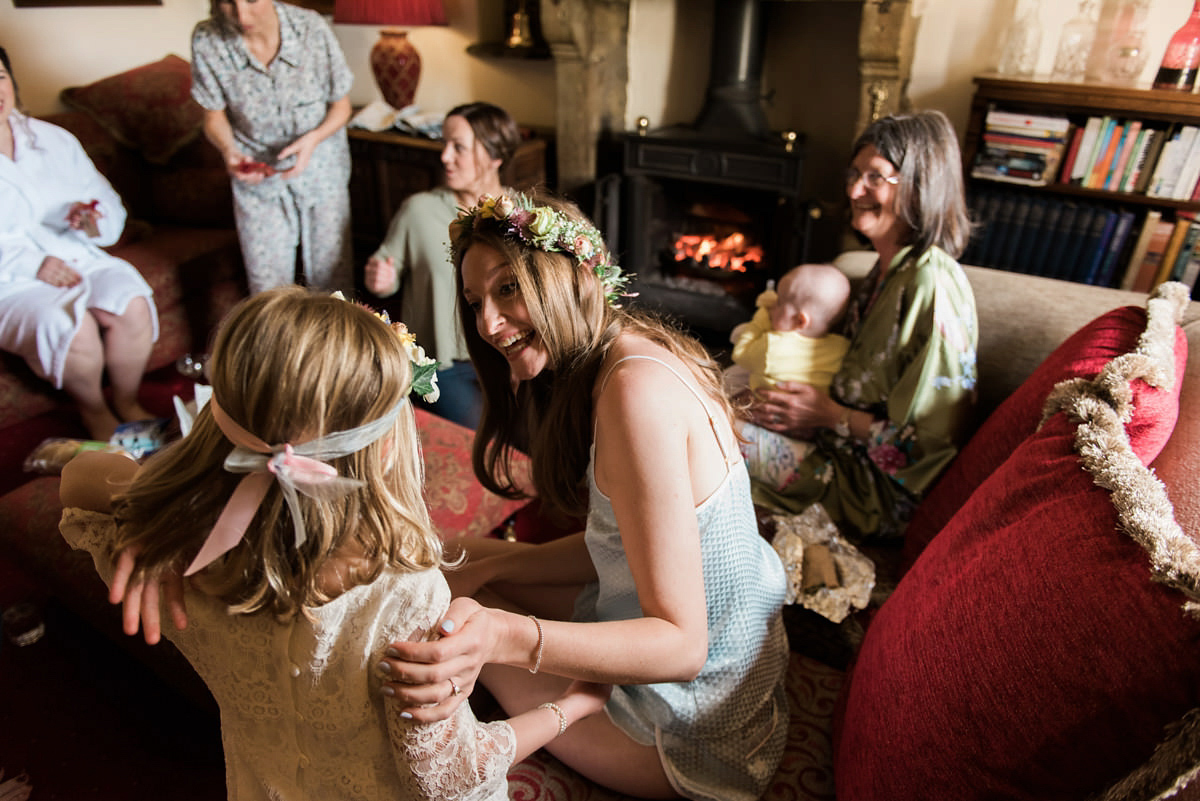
[371,29,421,110]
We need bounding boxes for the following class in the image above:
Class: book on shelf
[1085,120,1122,189]
[1167,218,1200,284]
[972,145,1063,186]
[1119,210,1164,291]
[1152,218,1194,289]
[1028,200,1065,277]
[1130,218,1177,293]
[1041,202,1080,280]
[1054,204,1098,281]
[1058,125,1086,185]
[996,195,1034,271]
[1178,222,1200,290]
[1070,117,1105,185]
[1091,209,1137,288]
[984,109,1071,140]
[1147,125,1198,199]
[1116,128,1151,193]
[1170,134,1200,202]
[1105,120,1141,191]
[1132,129,1169,195]
[1077,208,1120,284]
[1013,196,1050,274]
[979,191,1019,268]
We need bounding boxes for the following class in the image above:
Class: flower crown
[448,192,632,305]
[332,292,440,403]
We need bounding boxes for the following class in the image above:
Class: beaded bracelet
[528,614,544,674]
[538,701,568,736]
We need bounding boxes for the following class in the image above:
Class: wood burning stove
[614,0,811,353]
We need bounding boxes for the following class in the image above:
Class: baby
[730,262,852,393]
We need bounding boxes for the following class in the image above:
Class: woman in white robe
[0,47,158,441]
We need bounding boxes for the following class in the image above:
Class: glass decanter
[999,0,1044,77]
[1052,0,1099,81]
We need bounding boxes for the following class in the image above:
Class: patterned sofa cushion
[60,55,204,166]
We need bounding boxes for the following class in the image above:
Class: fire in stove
[669,202,765,277]
[673,231,763,273]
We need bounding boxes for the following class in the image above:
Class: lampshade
[333,0,446,26]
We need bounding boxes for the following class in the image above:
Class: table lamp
[335,0,447,110]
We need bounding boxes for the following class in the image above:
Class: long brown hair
[451,191,727,519]
[112,288,441,619]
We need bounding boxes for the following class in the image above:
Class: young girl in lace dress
[59,286,606,801]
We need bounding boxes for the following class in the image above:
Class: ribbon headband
[184,395,409,576]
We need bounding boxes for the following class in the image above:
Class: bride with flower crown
[379,189,790,801]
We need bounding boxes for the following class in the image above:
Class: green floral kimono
[751,245,978,541]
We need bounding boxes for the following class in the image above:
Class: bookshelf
[963,74,1200,293]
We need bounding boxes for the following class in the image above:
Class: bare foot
[114,402,154,424]
[79,405,120,442]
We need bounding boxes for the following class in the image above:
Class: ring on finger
[448,677,461,697]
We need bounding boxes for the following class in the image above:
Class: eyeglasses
[845,168,900,190]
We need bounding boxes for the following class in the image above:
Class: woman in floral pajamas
[191,0,354,294]
[741,110,978,543]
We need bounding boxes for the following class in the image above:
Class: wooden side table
[347,128,548,262]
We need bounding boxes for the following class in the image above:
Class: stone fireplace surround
[538,0,921,197]
[536,0,920,347]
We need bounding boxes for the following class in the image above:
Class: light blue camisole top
[572,355,790,801]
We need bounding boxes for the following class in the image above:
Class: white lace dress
[60,508,515,801]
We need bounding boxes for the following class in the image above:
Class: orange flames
[673,231,763,272]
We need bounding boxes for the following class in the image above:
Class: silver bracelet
[538,701,568,736]
[527,614,544,674]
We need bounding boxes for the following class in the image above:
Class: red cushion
[60,55,204,165]
[904,306,1175,567]
[835,310,1194,800]
[414,409,531,539]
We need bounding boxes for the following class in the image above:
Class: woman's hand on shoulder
[379,596,500,723]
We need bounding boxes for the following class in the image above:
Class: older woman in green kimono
[741,110,978,542]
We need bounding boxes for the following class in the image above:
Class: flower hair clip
[449,191,633,305]
[332,293,440,403]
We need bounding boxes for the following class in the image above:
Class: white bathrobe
[0,113,158,387]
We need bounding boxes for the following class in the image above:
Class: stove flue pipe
[694,0,769,139]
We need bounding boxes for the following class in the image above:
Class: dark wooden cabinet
[347,128,548,261]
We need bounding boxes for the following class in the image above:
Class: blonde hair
[112,287,441,619]
[452,190,729,519]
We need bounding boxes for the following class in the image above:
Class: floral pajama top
[191,1,354,292]
[751,245,979,541]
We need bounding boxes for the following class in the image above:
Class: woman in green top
[741,110,978,542]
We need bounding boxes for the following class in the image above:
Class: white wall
[909,0,1197,135]
[625,0,1198,146]
[3,0,1195,141]
[1,0,558,127]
